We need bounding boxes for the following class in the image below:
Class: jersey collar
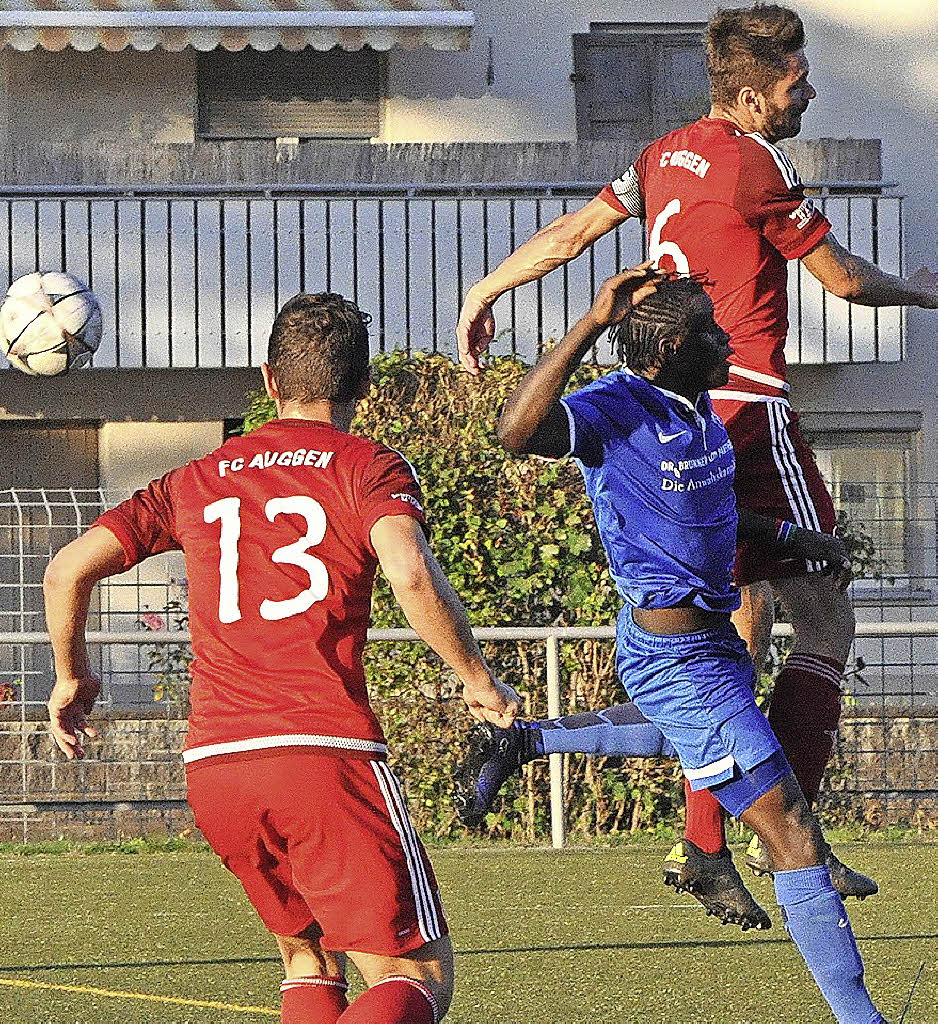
[703,115,743,137]
[623,367,706,416]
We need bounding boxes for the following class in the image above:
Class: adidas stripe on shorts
[186,748,447,955]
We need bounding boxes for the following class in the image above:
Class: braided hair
[609,276,710,373]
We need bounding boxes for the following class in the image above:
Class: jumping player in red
[455,4,938,928]
[44,293,520,1024]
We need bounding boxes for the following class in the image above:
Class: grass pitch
[0,841,934,1024]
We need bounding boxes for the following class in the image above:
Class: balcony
[0,181,903,371]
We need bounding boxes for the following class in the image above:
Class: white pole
[546,635,565,850]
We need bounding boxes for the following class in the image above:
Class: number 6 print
[649,198,690,276]
[204,495,330,624]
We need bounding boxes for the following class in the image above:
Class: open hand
[585,263,667,331]
[462,676,521,728]
[48,673,101,759]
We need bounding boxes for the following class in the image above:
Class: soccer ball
[0,271,102,376]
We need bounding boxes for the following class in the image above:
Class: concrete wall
[99,420,223,493]
[4,48,194,146]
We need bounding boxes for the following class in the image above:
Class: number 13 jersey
[599,116,831,395]
[94,417,427,763]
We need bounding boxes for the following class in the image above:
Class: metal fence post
[546,634,565,849]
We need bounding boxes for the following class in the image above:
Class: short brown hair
[705,5,805,107]
[267,292,371,404]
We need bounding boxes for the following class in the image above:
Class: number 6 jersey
[599,116,831,396]
[94,417,427,764]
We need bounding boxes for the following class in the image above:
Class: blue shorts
[615,608,788,816]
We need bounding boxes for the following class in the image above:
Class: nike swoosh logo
[838,919,848,928]
[657,429,688,443]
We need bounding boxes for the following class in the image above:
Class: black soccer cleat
[453,721,536,828]
[663,839,772,931]
[746,836,879,901]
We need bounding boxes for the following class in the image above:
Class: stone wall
[0,713,934,842]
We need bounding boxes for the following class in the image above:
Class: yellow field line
[0,977,280,1016]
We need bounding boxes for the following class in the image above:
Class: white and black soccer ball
[0,271,102,376]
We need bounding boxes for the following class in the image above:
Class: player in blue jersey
[483,266,886,1024]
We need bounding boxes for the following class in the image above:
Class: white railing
[0,183,904,370]
[2,620,936,849]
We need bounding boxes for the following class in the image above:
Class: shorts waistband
[620,607,738,649]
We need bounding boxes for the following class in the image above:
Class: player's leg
[728,772,886,1024]
[732,579,776,672]
[185,756,348,1023]
[726,400,876,898]
[285,756,451,1022]
[453,703,674,828]
[769,571,854,805]
[667,580,776,884]
[276,926,349,1022]
[750,571,876,898]
[341,936,454,1022]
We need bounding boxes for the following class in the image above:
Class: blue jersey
[562,369,740,613]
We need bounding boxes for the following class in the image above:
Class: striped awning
[0,0,472,51]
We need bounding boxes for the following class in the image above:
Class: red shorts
[186,749,447,956]
[710,396,836,587]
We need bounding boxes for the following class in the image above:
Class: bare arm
[458,196,630,374]
[498,266,664,458]
[802,233,938,308]
[44,526,128,758]
[371,515,520,725]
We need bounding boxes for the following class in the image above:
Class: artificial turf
[0,842,934,1024]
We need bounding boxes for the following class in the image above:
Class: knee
[790,592,855,660]
[276,932,343,980]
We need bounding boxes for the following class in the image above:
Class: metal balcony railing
[0,182,904,371]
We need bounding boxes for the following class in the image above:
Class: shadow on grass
[1,932,935,973]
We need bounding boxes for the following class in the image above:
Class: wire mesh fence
[1,484,936,842]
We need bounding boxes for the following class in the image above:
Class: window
[197,47,382,140]
[807,430,920,580]
[572,24,709,143]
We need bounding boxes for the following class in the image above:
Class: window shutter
[573,30,708,143]
[573,33,653,142]
[198,48,381,140]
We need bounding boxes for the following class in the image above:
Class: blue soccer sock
[534,703,675,758]
[774,865,884,1024]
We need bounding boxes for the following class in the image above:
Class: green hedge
[244,352,684,841]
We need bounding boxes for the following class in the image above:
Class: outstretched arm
[498,265,663,458]
[371,515,521,726]
[44,526,128,759]
[802,233,938,308]
[457,196,629,374]
[737,509,852,589]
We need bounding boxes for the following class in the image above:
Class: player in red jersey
[455,4,938,928]
[44,292,520,1024]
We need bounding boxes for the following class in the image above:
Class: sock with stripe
[774,866,884,1023]
[682,780,726,854]
[537,703,676,757]
[338,977,437,1024]
[769,653,843,805]
[280,975,348,1023]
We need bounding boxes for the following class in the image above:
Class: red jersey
[95,418,426,764]
[599,117,830,395]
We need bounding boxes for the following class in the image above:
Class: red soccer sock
[683,779,726,854]
[769,653,844,806]
[338,977,437,1024]
[280,975,349,1023]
